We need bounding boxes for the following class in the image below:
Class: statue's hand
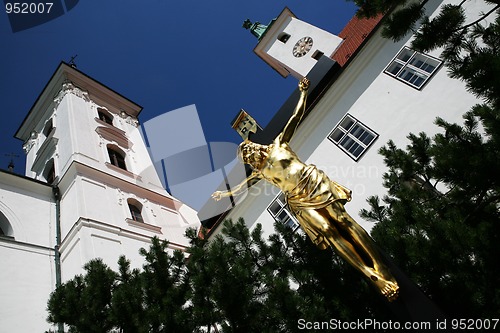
[212,191,224,201]
[299,77,310,91]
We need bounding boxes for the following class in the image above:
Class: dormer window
[97,108,113,125]
[43,119,54,137]
[107,145,127,170]
[127,199,144,223]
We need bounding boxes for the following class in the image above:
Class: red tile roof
[331,13,384,66]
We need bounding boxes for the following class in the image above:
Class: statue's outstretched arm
[278,77,310,144]
[212,172,261,201]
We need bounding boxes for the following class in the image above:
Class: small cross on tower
[68,54,78,68]
[5,153,19,172]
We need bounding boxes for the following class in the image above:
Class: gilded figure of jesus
[212,78,399,301]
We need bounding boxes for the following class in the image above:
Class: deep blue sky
[0,1,358,174]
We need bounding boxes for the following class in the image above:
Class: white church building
[200,1,491,240]
[1,1,494,331]
[0,62,200,332]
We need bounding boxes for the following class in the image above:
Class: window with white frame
[268,192,300,231]
[328,114,378,161]
[384,47,442,89]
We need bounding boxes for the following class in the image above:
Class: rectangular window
[278,32,291,43]
[328,114,378,161]
[267,192,300,231]
[312,50,324,60]
[384,47,441,89]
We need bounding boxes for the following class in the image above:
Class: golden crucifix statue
[212,78,399,301]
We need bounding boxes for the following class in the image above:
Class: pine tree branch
[474,191,500,209]
[453,5,500,32]
[463,192,500,225]
[238,237,267,270]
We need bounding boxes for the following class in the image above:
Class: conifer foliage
[46,220,390,333]
[350,0,500,319]
[362,104,500,317]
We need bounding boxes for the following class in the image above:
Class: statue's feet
[369,274,399,302]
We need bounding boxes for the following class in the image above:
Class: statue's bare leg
[323,204,390,273]
[321,204,399,301]
[298,207,399,301]
[299,208,370,271]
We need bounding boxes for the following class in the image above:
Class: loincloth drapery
[286,164,352,249]
[287,164,351,209]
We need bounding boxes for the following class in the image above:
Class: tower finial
[242,18,275,40]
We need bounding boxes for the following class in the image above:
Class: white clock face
[293,36,313,57]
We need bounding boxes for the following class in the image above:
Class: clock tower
[244,7,343,79]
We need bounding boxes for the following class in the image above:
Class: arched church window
[43,119,54,137]
[97,108,113,125]
[127,199,144,223]
[107,145,127,170]
[0,211,13,238]
[43,159,56,184]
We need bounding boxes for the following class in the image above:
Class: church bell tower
[244,7,343,79]
[15,62,199,279]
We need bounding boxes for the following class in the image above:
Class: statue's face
[238,141,265,168]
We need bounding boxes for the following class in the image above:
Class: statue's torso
[259,141,307,193]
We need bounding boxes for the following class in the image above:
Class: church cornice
[125,218,163,234]
[57,160,179,212]
[53,81,91,109]
[15,62,143,142]
[59,217,188,254]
